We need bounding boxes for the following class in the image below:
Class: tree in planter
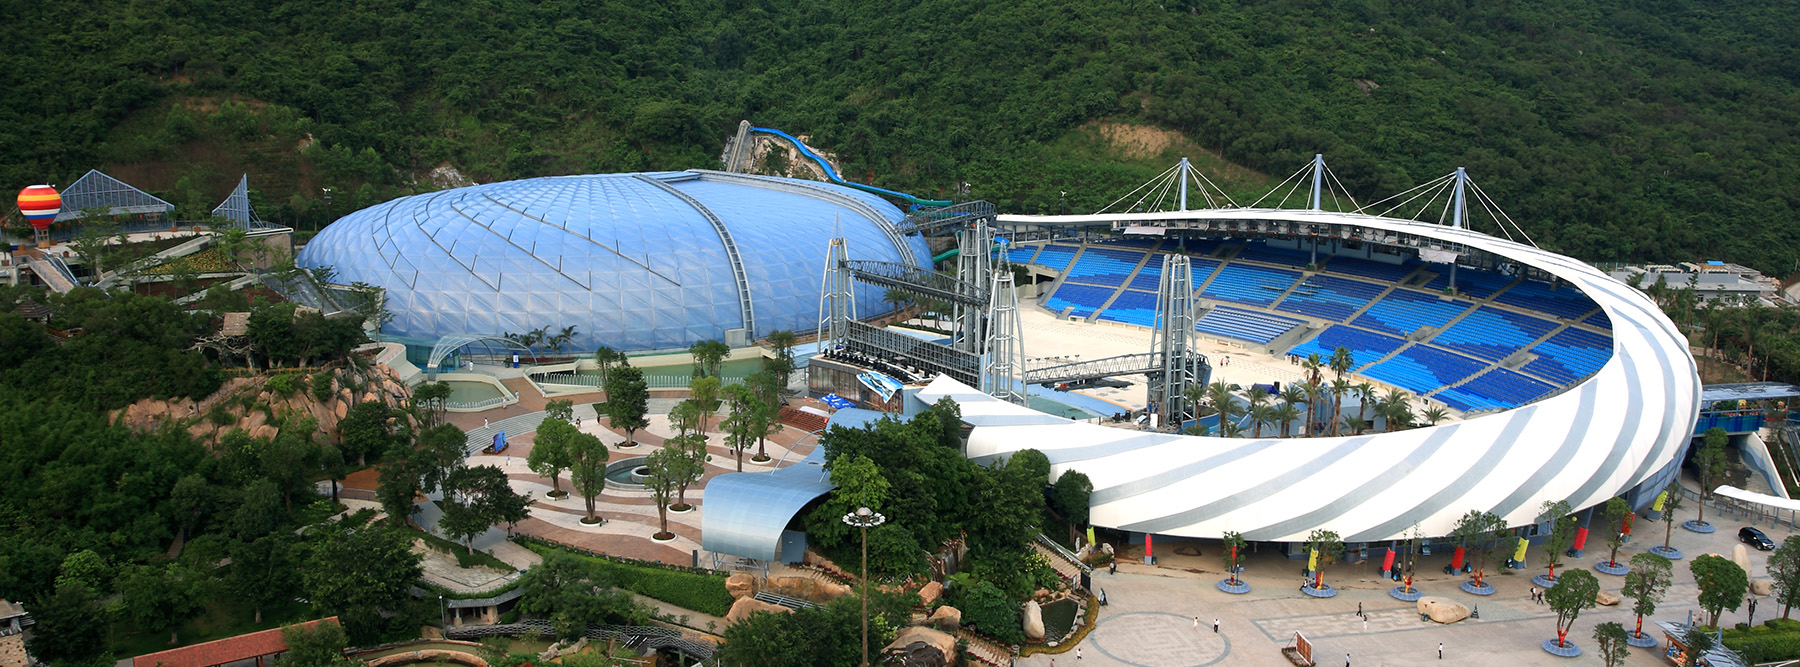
[689,339,730,379]
[1770,535,1800,619]
[528,419,575,498]
[1547,568,1600,650]
[1221,531,1247,586]
[1592,621,1630,667]
[1690,554,1748,628]
[1305,529,1344,591]
[1601,497,1632,570]
[644,447,684,540]
[1622,552,1673,643]
[1660,480,1685,553]
[1537,500,1577,583]
[747,370,784,462]
[720,382,767,472]
[119,562,211,645]
[660,434,707,513]
[762,329,798,391]
[544,398,575,424]
[1452,509,1508,589]
[688,376,723,432]
[1398,523,1425,595]
[1693,427,1729,528]
[603,365,649,447]
[566,431,610,524]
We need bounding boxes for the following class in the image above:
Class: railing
[533,372,744,390]
[446,620,716,662]
[444,394,515,410]
[1035,533,1093,574]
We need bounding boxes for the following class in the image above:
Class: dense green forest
[4,0,1799,271]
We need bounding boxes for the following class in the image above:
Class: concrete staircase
[956,629,1016,666]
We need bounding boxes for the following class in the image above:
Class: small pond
[1041,598,1079,641]
[444,380,504,403]
[604,456,650,487]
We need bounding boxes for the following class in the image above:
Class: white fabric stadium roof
[928,209,1701,543]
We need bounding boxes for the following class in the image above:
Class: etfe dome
[297,170,930,352]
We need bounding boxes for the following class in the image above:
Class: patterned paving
[1088,612,1231,667]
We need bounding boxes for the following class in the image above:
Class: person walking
[1357,602,1363,616]
[1213,618,1220,633]
[1362,615,1368,632]
[1345,652,1351,666]
[1194,617,1199,631]
[1438,642,1444,659]
[1077,647,1083,660]
[1529,586,1536,604]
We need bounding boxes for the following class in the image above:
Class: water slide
[931,239,1010,263]
[749,127,953,208]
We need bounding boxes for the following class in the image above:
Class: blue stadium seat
[1433,368,1555,412]
[1522,328,1613,384]
[1492,279,1599,320]
[1005,245,1039,265]
[1193,306,1305,344]
[1235,242,1314,268]
[1130,257,1164,292]
[1433,307,1558,361]
[1097,290,1159,327]
[1362,346,1488,395]
[1201,264,1302,306]
[1065,247,1146,287]
[1321,255,1418,283]
[1030,244,1081,271]
[1101,237,1162,250]
[1285,326,1407,370]
[1583,310,1610,329]
[1275,276,1388,322]
[1044,283,1115,319]
[1352,289,1474,337]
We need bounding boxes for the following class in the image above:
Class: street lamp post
[321,187,333,232]
[843,507,887,667]
[438,594,447,636]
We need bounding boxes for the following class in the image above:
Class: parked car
[1740,526,1776,551]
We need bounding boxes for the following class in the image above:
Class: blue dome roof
[297,171,931,352]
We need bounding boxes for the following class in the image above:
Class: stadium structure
[295,170,930,353]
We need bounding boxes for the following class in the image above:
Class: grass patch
[519,540,732,617]
[406,527,515,572]
[109,594,311,659]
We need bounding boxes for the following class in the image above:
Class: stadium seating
[1098,290,1159,327]
[1285,326,1407,369]
[1276,275,1388,321]
[1432,307,1559,361]
[1129,256,1164,292]
[1044,283,1114,319]
[1173,238,1224,256]
[1583,310,1611,329]
[1188,257,1223,285]
[1065,246,1146,287]
[1005,245,1039,265]
[1101,237,1162,250]
[1201,264,1302,306]
[1522,327,1612,384]
[1031,244,1082,271]
[1321,255,1419,283]
[1235,242,1315,268]
[1352,289,1474,337]
[1492,279,1598,320]
[1194,306,1305,344]
[1361,346,1489,395]
[1448,271,1515,299]
[1433,368,1555,412]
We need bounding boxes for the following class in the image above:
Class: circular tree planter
[1649,545,1684,560]
[752,454,772,463]
[1594,560,1630,576]
[652,531,677,542]
[1533,574,1559,588]
[579,516,603,525]
[1389,586,1423,602]
[1626,631,1658,648]
[669,504,695,514]
[1541,639,1581,657]
[1217,579,1250,594]
[1682,520,1716,534]
[616,441,639,449]
[545,490,569,499]
[1300,584,1337,598]
[1460,580,1496,596]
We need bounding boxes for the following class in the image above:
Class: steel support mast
[954,218,994,354]
[1147,254,1204,428]
[982,263,1028,405]
[816,237,857,351]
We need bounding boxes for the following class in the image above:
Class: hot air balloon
[17,185,61,242]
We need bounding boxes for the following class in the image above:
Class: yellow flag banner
[1087,527,1096,546]
[1308,548,1319,571]
[1653,490,1668,512]
[1513,537,1529,563]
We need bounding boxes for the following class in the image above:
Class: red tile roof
[132,617,339,667]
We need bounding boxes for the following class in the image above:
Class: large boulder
[1595,589,1620,606]
[1417,596,1471,624]
[918,581,944,607]
[725,573,756,599]
[1735,544,1754,574]
[765,575,850,603]
[724,596,793,625]
[929,605,962,631]
[1023,600,1046,642]
[1752,578,1776,596]
[882,626,957,667]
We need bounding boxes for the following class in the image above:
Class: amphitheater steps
[1089,246,1162,320]
[1264,273,1309,310]
[1189,258,1231,295]
[1342,284,1401,323]
[1485,276,1525,302]
[1360,341,1416,371]
[1399,265,1433,286]
[1414,301,1484,346]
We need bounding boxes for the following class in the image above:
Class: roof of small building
[131,617,337,667]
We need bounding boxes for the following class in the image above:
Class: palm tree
[1185,384,1209,417]
[1302,381,1324,437]
[1328,346,1355,383]
[1381,389,1413,432]
[1423,405,1449,426]
[1343,415,1368,435]
[1328,378,1351,436]
[1219,419,1247,438]
[1249,403,1276,438]
[1354,382,1377,422]
[1302,353,1325,387]
[1272,401,1301,438]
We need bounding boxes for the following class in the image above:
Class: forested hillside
[4,0,1798,272]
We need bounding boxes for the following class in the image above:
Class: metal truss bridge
[842,260,988,306]
[1026,352,1187,385]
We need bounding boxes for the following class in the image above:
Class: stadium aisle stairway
[1193,306,1305,345]
[1431,307,1559,361]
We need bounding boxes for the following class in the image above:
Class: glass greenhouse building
[298,170,931,352]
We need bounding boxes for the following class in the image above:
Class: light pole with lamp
[321,187,333,232]
[843,507,886,667]
[438,593,447,636]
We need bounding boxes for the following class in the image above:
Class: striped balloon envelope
[17,185,61,230]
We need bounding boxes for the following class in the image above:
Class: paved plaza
[1027,494,1779,667]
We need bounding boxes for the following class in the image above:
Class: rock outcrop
[724,596,793,625]
[1418,596,1471,624]
[1023,600,1045,642]
[882,626,957,667]
[1752,578,1776,596]
[1595,589,1620,606]
[928,605,962,631]
[917,581,943,607]
[765,575,851,602]
[725,573,756,599]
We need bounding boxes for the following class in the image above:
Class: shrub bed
[1722,618,1800,662]
[518,539,732,617]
